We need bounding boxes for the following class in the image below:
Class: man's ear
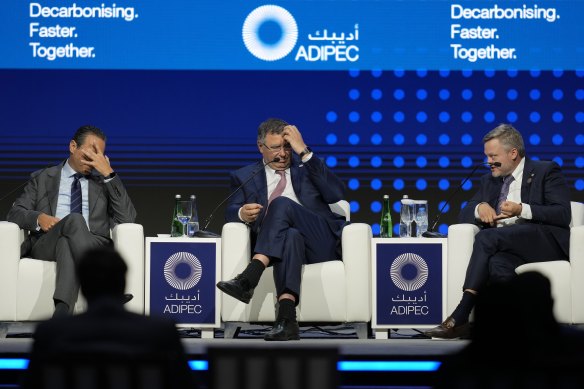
[69,140,77,154]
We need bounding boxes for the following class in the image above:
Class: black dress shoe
[423,316,470,339]
[264,318,300,341]
[123,294,134,304]
[216,275,254,304]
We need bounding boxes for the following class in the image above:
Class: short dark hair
[72,125,107,147]
[77,246,127,302]
[257,118,289,143]
[483,124,525,158]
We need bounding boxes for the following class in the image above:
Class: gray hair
[483,124,525,158]
[257,118,289,143]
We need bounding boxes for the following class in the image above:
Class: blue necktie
[70,173,83,214]
[496,175,514,214]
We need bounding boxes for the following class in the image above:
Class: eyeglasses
[262,142,292,153]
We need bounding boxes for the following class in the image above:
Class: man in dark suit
[25,247,195,389]
[425,123,571,339]
[216,118,347,341]
[7,125,136,317]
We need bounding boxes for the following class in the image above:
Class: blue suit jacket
[459,158,571,255]
[225,155,347,239]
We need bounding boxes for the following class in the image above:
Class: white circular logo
[389,253,428,291]
[242,5,298,61]
[164,252,202,290]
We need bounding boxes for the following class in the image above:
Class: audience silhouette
[436,271,584,388]
[24,246,196,389]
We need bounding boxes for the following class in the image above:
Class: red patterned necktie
[268,170,286,206]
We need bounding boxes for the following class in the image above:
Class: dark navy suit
[459,159,571,289]
[225,155,346,300]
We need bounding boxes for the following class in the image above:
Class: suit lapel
[87,174,102,220]
[291,159,302,198]
[46,166,61,216]
[252,161,268,207]
[521,159,534,204]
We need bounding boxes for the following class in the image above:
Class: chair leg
[0,323,8,339]
[352,322,369,339]
[223,323,241,339]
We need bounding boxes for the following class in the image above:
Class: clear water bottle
[414,200,429,237]
[188,194,200,237]
[380,195,392,238]
[400,195,415,238]
[170,194,183,237]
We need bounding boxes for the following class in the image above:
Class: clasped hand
[478,201,522,226]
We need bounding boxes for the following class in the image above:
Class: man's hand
[496,200,522,219]
[38,213,61,232]
[477,203,499,226]
[80,141,114,177]
[281,125,307,155]
[241,203,263,223]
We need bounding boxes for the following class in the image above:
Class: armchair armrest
[342,223,372,321]
[112,223,144,314]
[446,223,480,315]
[221,222,251,279]
[570,225,584,323]
[0,221,21,319]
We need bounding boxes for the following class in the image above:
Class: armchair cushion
[0,221,144,321]
[220,201,372,331]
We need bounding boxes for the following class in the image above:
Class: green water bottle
[170,194,183,237]
[380,194,393,238]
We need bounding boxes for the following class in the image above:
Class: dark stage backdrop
[1,1,583,237]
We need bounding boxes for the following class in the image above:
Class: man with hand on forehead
[217,118,347,341]
[7,125,136,318]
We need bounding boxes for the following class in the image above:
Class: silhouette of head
[77,247,127,303]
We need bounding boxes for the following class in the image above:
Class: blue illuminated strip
[188,360,208,371]
[0,359,439,373]
[0,359,29,370]
[338,361,441,372]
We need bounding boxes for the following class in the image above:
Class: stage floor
[0,322,469,356]
[0,322,469,389]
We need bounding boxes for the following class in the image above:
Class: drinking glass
[176,200,192,237]
[414,200,428,237]
[400,199,414,237]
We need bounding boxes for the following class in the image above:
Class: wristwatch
[105,171,117,179]
[299,146,312,158]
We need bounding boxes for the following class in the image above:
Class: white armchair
[220,200,372,338]
[0,221,145,322]
[447,201,584,324]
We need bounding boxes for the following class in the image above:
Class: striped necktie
[70,173,83,214]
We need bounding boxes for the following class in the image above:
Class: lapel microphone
[194,157,281,238]
[422,161,501,238]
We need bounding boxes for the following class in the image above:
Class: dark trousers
[31,213,110,309]
[463,223,569,291]
[253,197,340,301]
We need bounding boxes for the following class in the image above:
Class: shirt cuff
[519,203,533,220]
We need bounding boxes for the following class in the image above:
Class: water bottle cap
[383,194,389,199]
[175,194,181,199]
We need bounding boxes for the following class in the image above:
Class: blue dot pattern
[321,70,584,236]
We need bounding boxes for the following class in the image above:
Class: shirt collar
[509,157,525,182]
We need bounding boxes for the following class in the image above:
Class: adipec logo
[389,253,428,291]
[242,5,298,61]
[164,252,203,290]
